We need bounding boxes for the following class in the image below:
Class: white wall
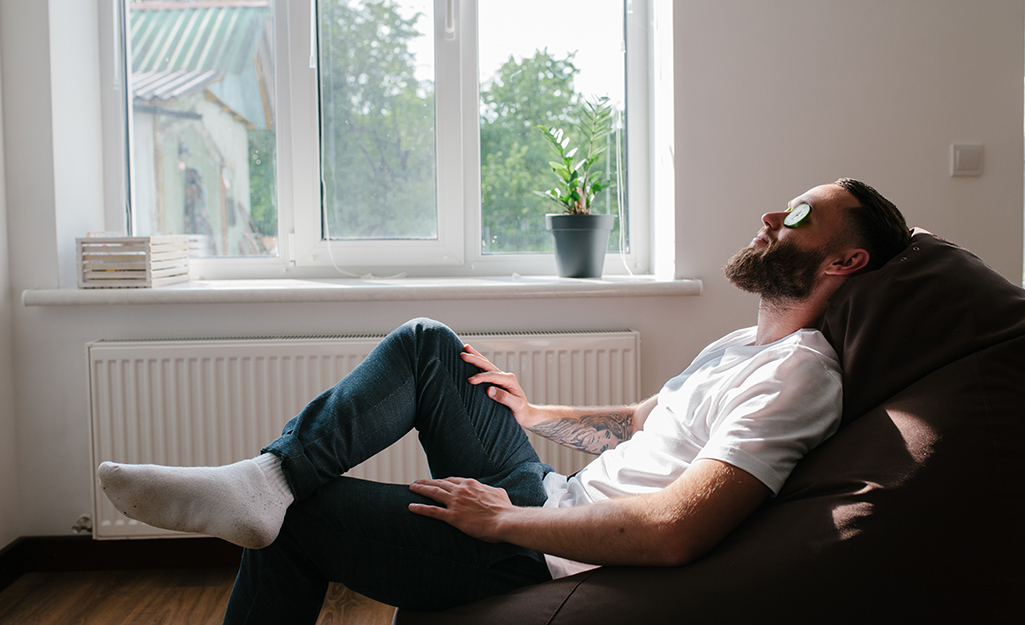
[0,0,1021,540]
[674,0,1024,340]
[0,20,21,549]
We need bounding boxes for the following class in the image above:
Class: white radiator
[89,329,640,539]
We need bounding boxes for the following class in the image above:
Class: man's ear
[825,248,870,276]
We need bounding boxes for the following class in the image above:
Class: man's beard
[723,237,828,304]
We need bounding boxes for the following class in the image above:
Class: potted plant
[536,96,616,278]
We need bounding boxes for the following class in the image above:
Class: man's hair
[834,178,911,271]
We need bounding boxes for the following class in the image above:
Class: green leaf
[530,91,617,213]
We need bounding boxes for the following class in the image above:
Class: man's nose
[762,211,786,230]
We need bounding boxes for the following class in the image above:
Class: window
[102,0,669,278]
[122,0,278,259]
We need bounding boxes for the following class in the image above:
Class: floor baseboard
[0,535,242,594]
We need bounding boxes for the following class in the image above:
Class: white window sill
[22,275,702,306]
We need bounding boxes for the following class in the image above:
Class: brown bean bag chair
[395,230,1025,624]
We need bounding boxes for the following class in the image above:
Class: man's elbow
[651,528,704,567]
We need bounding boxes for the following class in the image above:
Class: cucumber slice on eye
[784,203,811,228]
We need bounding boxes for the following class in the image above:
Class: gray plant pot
[545,213,616,278]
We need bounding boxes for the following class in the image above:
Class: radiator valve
[72,515,93,534]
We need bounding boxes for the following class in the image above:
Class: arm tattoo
[528,412,633,454]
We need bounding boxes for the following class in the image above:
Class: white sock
[97,453,294,549]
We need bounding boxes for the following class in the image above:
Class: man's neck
[753,297,828,345]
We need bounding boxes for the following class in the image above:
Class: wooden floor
[0,568,396,625]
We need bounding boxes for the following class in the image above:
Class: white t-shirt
[541,326,842,578]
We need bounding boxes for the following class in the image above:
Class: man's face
[724,184,854,303]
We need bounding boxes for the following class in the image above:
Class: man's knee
[397,317,463,351]
[400,316,451,334]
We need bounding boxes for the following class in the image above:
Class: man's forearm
[523,395,658,455]
[492,494,689,567]
[525,406,634,454]
[493,459,770,567]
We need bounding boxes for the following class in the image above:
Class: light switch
[951,143,983,176]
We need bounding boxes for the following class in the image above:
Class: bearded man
[98,178,910,624]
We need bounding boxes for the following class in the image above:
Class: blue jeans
[222,318,554,623]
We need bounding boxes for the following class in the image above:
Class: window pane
[126,0,277,257]
[318,0,437,241]
[478,0,626,254]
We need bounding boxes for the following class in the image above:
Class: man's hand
[462,343,651,454]
[408,477,514,543]
[461,344,539,428]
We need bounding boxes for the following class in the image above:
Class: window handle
[309,0,318,69]
[445,0,456,40]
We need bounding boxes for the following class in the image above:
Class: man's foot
[97,454,294,549]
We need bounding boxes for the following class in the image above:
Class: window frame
[98,0,667,280]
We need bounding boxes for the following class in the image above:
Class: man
[98,178,910,623]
